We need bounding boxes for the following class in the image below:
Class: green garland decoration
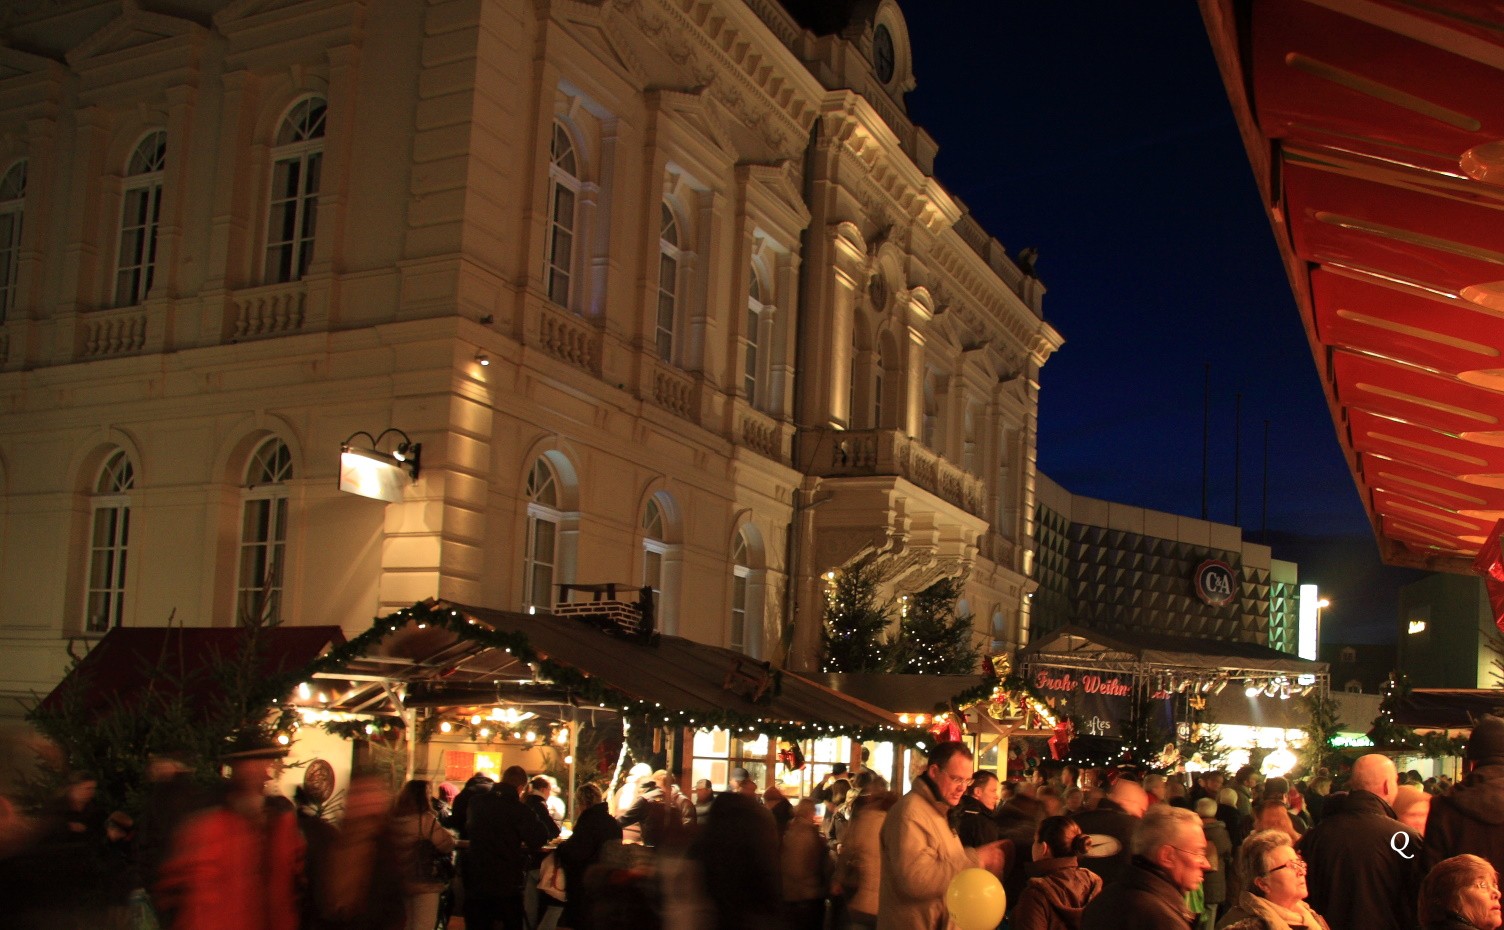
[295,601,932,748]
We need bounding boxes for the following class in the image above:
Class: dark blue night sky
[900,4,1422,642]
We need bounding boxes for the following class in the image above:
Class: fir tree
[820,562,892,672]
[1299,691,1345,773]
[887,577,979,675]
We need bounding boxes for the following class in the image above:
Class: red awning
[39,625,345,715]
[1201,0,1504,571]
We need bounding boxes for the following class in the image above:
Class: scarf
[1234,891,1328,930]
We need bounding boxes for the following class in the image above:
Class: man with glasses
[1298,753,1422,930]
[877,741,1006,930]
[1082,804,1209,930]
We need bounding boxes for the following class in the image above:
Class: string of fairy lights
[276,600,935,749]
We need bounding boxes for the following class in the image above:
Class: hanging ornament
[1048,719,1074,760]
[778,739,805,770]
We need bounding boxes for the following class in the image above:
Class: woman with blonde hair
[1219,830,1329,930]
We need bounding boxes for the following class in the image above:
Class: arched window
[0,160,25,321]
[544,123,580,307]
[1344,680,1363,694]
[873,343,886,428]
[115,132,166,306]
[744,265,770,407]
[642,498,665,601]
[730,533,751,654]
[990,610,1007,652]
[86,450,135,632]
[524,458,561,611]
[656,203,681,362]
[265,97,326,283]
[238,439,292,625]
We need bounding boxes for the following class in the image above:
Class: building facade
[1398,573,1503,689]
[0,0,1059,712]
[1032,474,1300,650]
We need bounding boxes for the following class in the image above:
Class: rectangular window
[86,504,130,632]
[656,253,677,361]
[265,152,321,283]
[545,183,574,306]
[743,307,760,404]
[643,546,663,599]
[114,182,162,306]
[0,207,20,321]
[730,571,748,652]
[526,516,557,610]
[238,496,287,625]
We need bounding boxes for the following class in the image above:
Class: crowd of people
[1,713,1503,930]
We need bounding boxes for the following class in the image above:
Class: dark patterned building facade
[1030,474,1300,650]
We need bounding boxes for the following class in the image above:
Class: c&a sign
[1194,559,1236,606]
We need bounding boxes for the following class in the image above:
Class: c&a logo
[1194,559,1236,606]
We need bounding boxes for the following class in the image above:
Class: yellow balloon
[945,867,1006,930]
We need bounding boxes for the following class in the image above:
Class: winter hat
[1466,713,1504,764]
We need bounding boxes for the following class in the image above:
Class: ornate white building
[0,0,1060,714]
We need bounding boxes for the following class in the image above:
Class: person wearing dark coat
[955,771,1003,850]
[1081,805,1207,930]
[996,791,1047,914]
[1012,815,1101,930]
[1074,779,1149,886]
[1298,753,1423,930]
[465,766,552,930]
[1196,798,1233,926]
[1427,714,1504,877]
[555,783,623,930]
[446,772,492,838]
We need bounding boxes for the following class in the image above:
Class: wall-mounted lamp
[339,428,421,503]
[476,351,490,367]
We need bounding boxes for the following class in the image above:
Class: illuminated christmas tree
[888,577,978,675]
[820,563,892,672]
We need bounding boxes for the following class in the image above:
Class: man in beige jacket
[878,741,1007,930]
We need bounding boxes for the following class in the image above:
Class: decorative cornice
[619,0,824,159]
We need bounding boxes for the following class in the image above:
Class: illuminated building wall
[1032,474,1299,649]
[0,0,1059,711]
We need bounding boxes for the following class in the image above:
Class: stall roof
[1199,0,1504,571]
[818,672,989,715]
[1393,688,1504,731]
[39,625,346,715]
[327,601,903,731]
[1021,626,1327,677]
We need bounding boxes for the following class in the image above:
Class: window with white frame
[730,532,752,654]
[85,450,135,633]
[545,123,580,308]
[238,439,292,625]
[744,265,769,407]
[524,458,562,611]
[115,132,166,307]
[642,497,665,603]
[264,97,326,284]
[656,203,681,362]
[0,160,25,321]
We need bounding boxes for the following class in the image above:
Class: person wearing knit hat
[1424,713,1504,876]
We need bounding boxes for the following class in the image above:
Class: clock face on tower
[873,23,895,84]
